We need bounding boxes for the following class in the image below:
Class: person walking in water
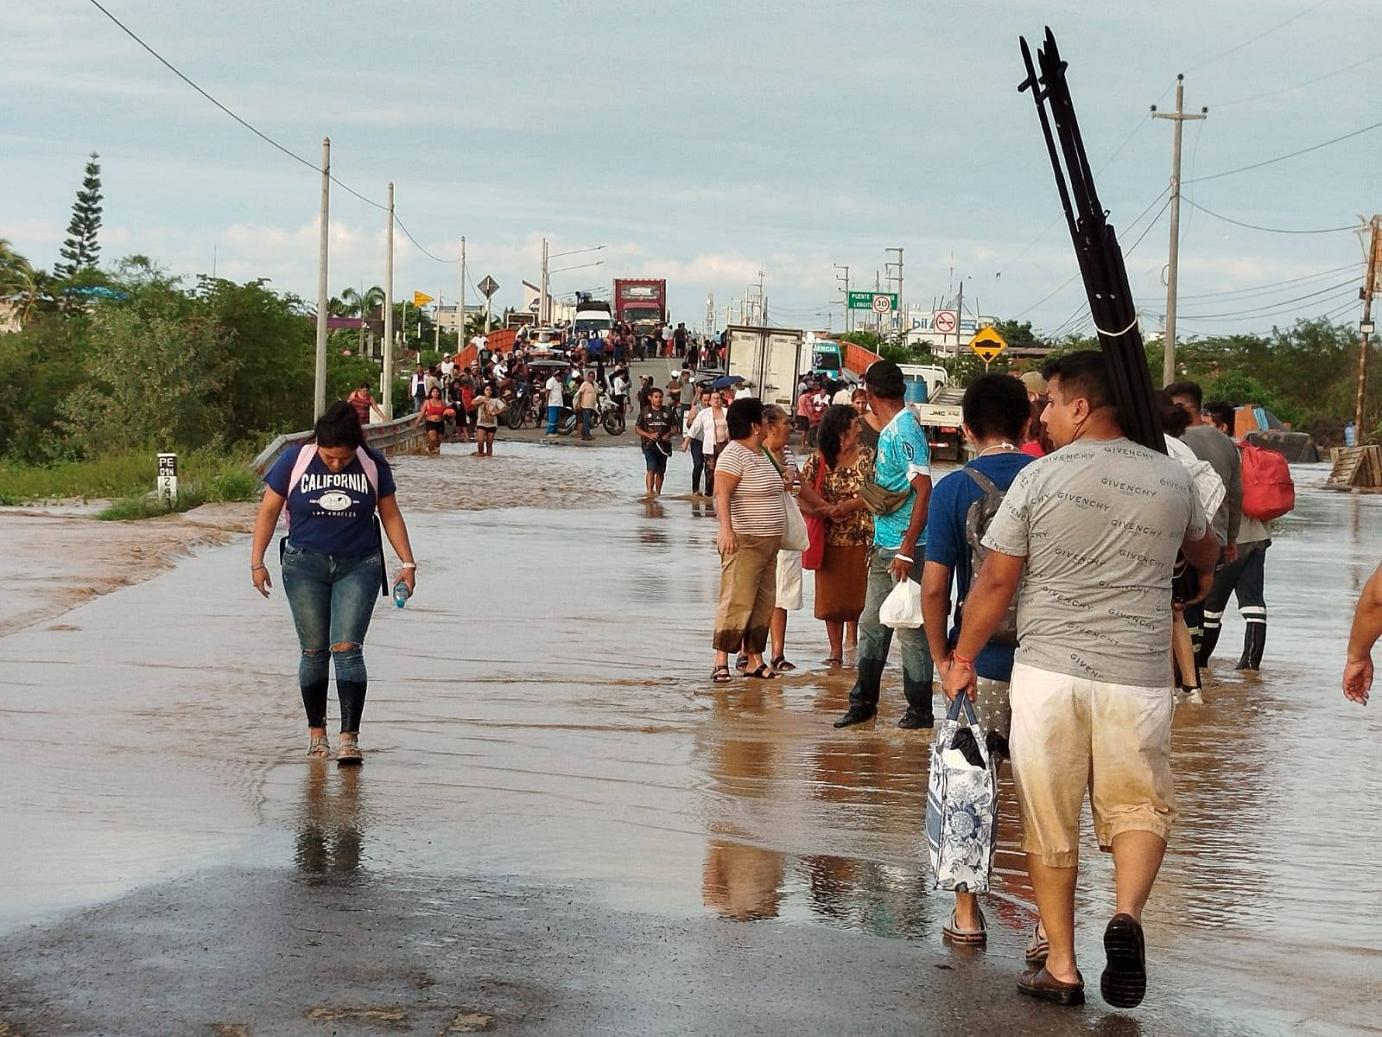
[251,402,418,766]
[347,381,387,428]
[470,382,507,457]
[920,373,1034,949]
[834,361,937,731]
[944,352,1217,1009]
[635,386,675,498]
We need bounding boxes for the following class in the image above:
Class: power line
[1183,0,1330,74]
[1136,261,1357,301]
[1012,185,1172,320]
[84,0,388,212]
[1176,279,1359,320]
[1187,119,1382,183]
[1182,198,1359,235]
[1215,51,1382,108]
[393,216,462,264]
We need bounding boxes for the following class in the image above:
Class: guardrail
[251,414,427,474]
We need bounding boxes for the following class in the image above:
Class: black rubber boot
[1236,624,1265,671]
[1196,623,1222,670]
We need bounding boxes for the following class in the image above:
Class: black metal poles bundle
[1019,28,1164,454]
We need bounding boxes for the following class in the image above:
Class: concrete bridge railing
[251,414,427,475]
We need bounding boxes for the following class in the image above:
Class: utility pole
[539,237,550,325]
[313,136,331,419]
[1355,216,1381,437]
[874,269,882,332]
[434,296,441,352]
[955,279,964,356]
[1152,74,1208,387]
[459,236,466,351]
[834,263,851,332]
[382,181,394,418]
[886,247,903,336]
[705,292,715,336]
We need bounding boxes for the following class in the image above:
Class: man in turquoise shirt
[835,360,937,729]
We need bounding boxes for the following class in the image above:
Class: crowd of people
[255,337,1382,1018]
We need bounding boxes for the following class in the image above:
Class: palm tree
[340,285,386,354]
[0,239,42,326]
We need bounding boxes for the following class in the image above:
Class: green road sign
[847,291,899,312]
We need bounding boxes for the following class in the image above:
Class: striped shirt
[717,441,786,536]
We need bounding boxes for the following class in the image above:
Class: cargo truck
[724,325,803,409]
[613,278,668,338]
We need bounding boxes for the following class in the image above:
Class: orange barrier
[450,327,519,369]
[843,342,882,378]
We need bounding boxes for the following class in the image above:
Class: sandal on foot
[307,734,331,759]
[1100,913,1147,1009]
[734,653,750,672]
[745,664,778,680]
[769,656,797,672]
[712,665,733,684]
[336,736,363,767]
[942,908,987,946]
[1025,923,1050,965]
[822,657,844,667]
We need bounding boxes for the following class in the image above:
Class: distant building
[435,303,486,333]
[521,280,575,325]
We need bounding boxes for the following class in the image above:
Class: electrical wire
[1135,261,1357,302]
[392,216,463,264]
[1175,280,1359,320]
[1183,0,1330,74]
[1187,119,1382,183]
[1215,51,1382,108]
[84,0,388,212]
[1180,199,1358,235]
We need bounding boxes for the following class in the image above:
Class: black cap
[864,360,905,397]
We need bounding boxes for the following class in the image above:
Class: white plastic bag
[879,577,923,629]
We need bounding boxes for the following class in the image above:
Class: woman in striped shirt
[711,397,787,683]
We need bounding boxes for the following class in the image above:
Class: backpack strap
[282,444,317,530]
[355,446,380,499]
[963,466,1000,496]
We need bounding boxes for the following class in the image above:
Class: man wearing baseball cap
[835,360,937,729]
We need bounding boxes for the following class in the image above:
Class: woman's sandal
[942,908,988,947]
[822,657,844,668]
[307,734,331,759]
[712,666,733,684]
[336,735,363,767]
[1025,923,1050,964]
[734,653,750,672]
[745,664,778,680]
[770,656,797,672]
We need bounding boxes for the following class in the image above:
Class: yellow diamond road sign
[968,326,1007,363]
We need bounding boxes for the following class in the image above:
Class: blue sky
[2,0,1377,338]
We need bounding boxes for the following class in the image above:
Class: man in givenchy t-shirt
[943,351,1218,1010]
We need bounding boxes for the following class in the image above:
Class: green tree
[54,153,103,279]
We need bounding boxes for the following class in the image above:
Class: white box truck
[725,325,803,409]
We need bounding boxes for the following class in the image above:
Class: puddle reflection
[294,764,365,880]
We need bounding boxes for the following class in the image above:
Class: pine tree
[55,152,103,278]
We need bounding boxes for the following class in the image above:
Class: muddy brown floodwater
[0,441,1378,1036]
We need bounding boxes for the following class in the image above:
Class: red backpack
[1239,442,1295,521]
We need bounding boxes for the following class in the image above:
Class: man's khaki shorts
[1008,662,1177,868]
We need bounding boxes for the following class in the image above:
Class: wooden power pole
[1355,216,1381,439]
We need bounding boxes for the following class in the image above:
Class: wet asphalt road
[0,441,1378,1035]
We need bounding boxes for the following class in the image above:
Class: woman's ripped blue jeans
[281,542,381,733]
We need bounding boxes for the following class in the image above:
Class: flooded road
[1,442,1378,1034]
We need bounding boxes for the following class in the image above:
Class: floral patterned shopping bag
[925,694,999,892]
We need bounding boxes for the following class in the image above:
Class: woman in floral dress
[802,405,875,667]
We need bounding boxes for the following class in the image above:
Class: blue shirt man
[836,361,936,730]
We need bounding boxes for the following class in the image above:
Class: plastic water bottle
[393,580,411,609]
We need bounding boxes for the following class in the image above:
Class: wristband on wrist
[250,564,267,573]
[401,562,417,570]
[951,652,975,669]
[894,553,914,564]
